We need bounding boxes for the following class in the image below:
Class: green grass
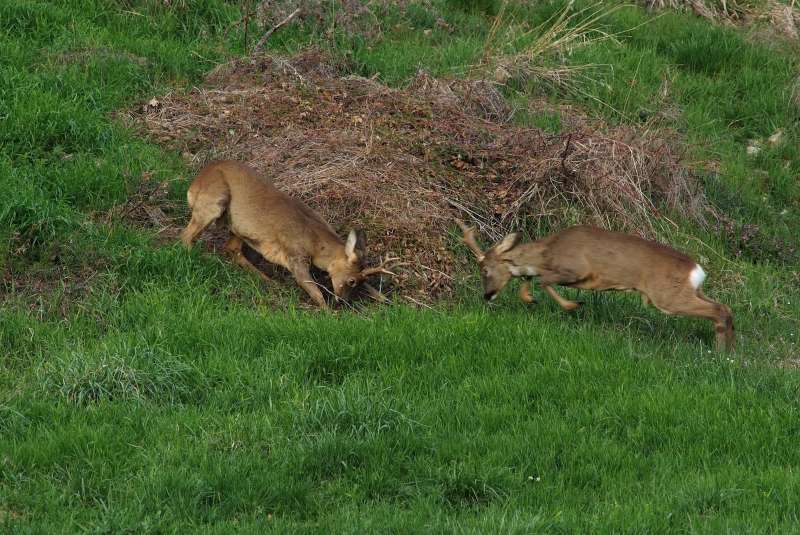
[4,293,800,531]
[2,0,800,531]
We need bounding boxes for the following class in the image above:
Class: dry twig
[254,7,301,51]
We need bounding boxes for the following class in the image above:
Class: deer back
[205,161,345,267]
[512,226,698,293]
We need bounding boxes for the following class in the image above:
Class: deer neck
[311,233,348,272]
[503,242,546,277]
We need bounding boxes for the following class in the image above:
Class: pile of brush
[123,48,706,301]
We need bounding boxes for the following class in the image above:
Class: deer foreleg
[542,284,580,311]
[288,260,327,309]
[519,278,535,304]
[224,235,270,283]
[363,282,389,303]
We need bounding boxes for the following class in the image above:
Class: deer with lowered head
[455,219,735,351]
[180,161,399,308]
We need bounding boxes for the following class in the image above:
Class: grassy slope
[2,0,799,531]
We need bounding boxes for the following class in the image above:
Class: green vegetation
[2,0,799,531]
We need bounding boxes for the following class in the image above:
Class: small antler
[454,218,485,261]
[361,256,406,278]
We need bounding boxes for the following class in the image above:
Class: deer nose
[484,291,496,301]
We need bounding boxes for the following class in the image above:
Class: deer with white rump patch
[180,161,400,308]
[455,220,734,351]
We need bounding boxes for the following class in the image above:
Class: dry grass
[122,50,706,301]
[792,74,800,111]
[643,0,749,22]
[480,2,623,95]
[645,0,800,38]
[765,0,800,38]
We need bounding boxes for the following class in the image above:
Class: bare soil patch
[1,250,114,320]
[122,49,706,302]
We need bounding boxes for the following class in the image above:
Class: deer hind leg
[697,291,735,352]
[180,191,228,248]
[287,259,327,309]
[655,293,735,352]
[224,235,270,283]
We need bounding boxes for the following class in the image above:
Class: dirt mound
[124,49,705,302]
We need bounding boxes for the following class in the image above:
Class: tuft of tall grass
[479,1,623,96]
[39,342,206,406]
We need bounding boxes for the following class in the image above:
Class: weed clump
[40,344,204,406]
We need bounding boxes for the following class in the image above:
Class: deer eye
[347,278,357,287]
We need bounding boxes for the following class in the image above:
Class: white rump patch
[689,264,706,290]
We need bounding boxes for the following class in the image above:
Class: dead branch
[254,8,301,52]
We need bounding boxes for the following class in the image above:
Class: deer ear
[495,233,521,255]
[355,229,366,256]
[345,229,361,263]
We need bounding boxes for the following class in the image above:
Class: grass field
[2,0,800,531]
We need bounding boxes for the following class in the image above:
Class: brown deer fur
[456,220,735,351]
[180,161,396,308]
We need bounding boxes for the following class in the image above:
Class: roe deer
[180,161,399,308]
[455,220,735,351]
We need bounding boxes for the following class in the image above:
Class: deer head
[329,230,404,302]
[456,219,521,301]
